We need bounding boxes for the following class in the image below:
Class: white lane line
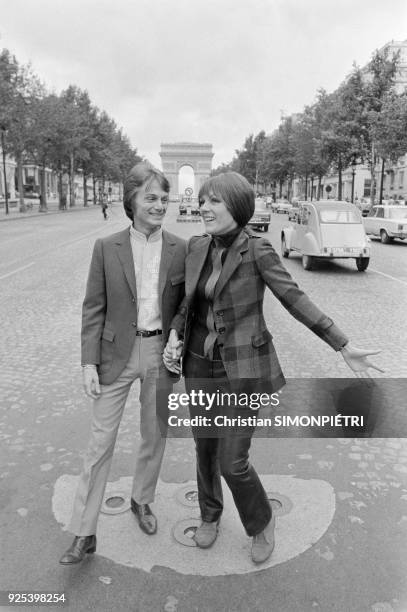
[369,267,407,287]
[0,224,122,272]
[0,262,35,280]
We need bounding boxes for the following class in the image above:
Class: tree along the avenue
[0,47,140,212]
[212,46,403,203]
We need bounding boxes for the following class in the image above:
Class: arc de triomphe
[159,142,214,196]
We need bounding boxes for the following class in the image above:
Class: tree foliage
[212,45,404,202]
[0,46,140,211]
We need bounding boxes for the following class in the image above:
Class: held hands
[82,365,101,399]
[340,343,384,377]
[163,329,183,374]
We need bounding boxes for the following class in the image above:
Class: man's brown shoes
[251,513,275,564]
[131,499,157,535]
[59,535,97,565]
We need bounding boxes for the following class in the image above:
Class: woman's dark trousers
[184,350,271,537]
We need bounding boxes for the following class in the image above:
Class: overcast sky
[1,0,406,169]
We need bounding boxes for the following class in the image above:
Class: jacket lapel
[159,231,176,298]
[214,230,249,300]
[186,236,211,296]
[115,229,137,299]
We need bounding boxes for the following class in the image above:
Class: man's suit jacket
[82,227,186,385]
[171,230,348,390]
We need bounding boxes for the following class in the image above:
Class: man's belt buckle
[136,329,163,337]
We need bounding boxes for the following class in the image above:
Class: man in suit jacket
[59,163,185,565]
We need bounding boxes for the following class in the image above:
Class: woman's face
[199,192,238,235]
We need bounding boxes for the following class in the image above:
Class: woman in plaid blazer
[164,172,381,564]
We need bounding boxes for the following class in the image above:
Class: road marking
[0,262,35,280]
[53,474,335,575]
[369,267,407,287]
[0,224,123,273]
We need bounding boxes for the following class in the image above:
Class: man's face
[132,179,169,235]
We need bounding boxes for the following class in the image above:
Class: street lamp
[0,125,9,215]
[351,155,357,204]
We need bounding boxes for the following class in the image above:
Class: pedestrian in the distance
[102,193,108,219]
[164,171,382,565]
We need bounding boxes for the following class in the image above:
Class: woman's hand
[340,343,384,376]
[163,329,183,374]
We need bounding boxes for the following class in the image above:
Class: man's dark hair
[123,162,170,221]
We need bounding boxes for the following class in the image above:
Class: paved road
[1,203,407,612]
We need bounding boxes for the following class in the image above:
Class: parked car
[248,201,271,232]
[363,205,407,243]
[281,200,370,271]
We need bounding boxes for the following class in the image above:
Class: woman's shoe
[194,520,219,548]
[251,514,275,564]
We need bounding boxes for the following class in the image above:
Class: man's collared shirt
[130,225,162,330]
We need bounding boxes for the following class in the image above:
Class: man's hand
[340,343,384,377]
[163,329,183,374]
[82,365,101,399]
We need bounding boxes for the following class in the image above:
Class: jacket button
[132,298,136,303]
[132,322,137,327]
[217,311,224,316]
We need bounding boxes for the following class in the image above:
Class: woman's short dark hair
[198,172,255,228]
[123,162,170,221]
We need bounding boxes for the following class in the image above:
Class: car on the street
[355,197,371,217]
[363,205,407,243]
[281,200,370,271]
[276,199,293,214]
[288,199,301,221]
[248,201,271,232]
[179,197,200,216]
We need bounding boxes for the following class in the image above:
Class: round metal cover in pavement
[101,491,130,515]
[266,491,293,517]
[174,484,200,507]
[172,518,201,547]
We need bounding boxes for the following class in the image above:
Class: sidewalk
[0,198,112,222]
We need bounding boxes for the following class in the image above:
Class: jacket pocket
[171,273,185,286]
[252,330,272,348]
[102,327,115,342]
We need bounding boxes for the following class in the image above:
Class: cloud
[1,0,407,166]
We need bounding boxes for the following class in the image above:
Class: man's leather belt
[135,329,163,337]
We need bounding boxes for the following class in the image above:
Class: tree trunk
[16,153,26,213]
[310,176,314,201]
[379,158,385,205]
[38,162,48,212]
[370,142,376,206]
[338,155,342,200]
[83,173,88,207]
[304,174,308,200]
[58,171,65,210]
[318,175,322,200]
[92,175,97,205]
[69,151,75,207]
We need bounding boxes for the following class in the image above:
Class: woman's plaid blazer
[171,229,348,390]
